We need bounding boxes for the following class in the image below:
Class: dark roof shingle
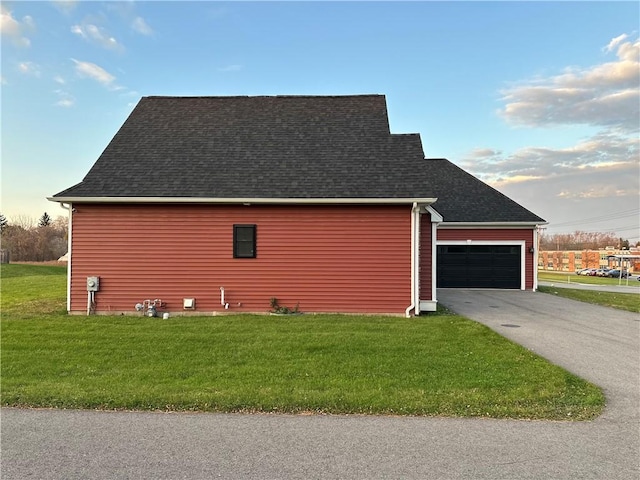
[53,95,544,223]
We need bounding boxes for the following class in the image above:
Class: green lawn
[539,270,637,286]
[538,286,640,313]
[1,264,604,420]
[538,270,640,313]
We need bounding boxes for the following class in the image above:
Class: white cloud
[54,90,75,108]
[131,16,153,35]
[499,34,639,132]
[1,5,34,47]
[52,1,78,14]
[71,23,123,51]
[466,33,640,231]
[18,61,40,77]
[53,75,66,85]
[462,132,638,186]
[1,75,7,85]
[71,58,121,90]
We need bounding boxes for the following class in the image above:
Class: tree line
[539,230,635,251]
[0,212,68,262]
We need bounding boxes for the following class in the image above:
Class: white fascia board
[48,196,438,206]
[439,221,547,228]
[423,205,443,223]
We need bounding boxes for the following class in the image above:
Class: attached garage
[434,229,537,291]
[436,244,522,288]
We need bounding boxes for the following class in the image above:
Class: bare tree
[539,231,625,251]
[1,214,68,261]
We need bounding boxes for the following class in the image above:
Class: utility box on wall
[87,276,100,292]
[183,298,195,309]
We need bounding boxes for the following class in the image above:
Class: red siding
[419,219,433,301]
[70,204,412,315]
[437,228,536,289]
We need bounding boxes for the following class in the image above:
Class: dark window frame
[233,224,257,258]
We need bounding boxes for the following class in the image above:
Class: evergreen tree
[38,212,52,228]
[0,213,7,233]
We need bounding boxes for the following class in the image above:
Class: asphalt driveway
[2,290,639,479]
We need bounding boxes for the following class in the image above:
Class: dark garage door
[437,245,521,288]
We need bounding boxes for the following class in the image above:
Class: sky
[1,1,639,241]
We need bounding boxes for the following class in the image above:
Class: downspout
[533,227,539,291]
[405,202,420,318]
[60,203,72,312]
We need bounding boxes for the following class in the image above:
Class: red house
[50,95,545,316]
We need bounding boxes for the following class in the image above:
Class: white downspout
[220,287,229,309]
[405,202,420,318]
[533,227,539,291]
[60,203,72,313]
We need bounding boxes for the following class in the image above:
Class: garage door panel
[437,245,521,288]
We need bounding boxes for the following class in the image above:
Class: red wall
[70,204,412,314]
[437,228,536,289]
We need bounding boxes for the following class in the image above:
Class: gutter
[48,196,438,206]
[439,221,548,228]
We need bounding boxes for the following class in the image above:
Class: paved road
[2,290,639,479]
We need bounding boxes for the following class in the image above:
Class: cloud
[1,5,34,47]
[71,23,123,51]
[54,90,75,108]
[71,58,122,90]
[499,34,639,132]
[131,16,153,35]
[18,61,40,77]
[52,1,78,14]
[53,75,66,85]
[465,33,640,224]
[104,3,154,36]
[462,132,638,185]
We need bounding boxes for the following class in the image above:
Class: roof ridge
[143,94,385,99]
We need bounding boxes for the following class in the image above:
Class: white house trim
[435,239,527,290]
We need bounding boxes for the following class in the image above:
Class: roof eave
[439,221,548,228]
[48,196,438,206]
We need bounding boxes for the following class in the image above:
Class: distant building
[539,248,640,273]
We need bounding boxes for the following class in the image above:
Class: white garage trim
[435,240,526,290]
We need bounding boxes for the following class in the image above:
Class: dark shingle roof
[53,95,544,223]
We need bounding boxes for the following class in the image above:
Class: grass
[538,286,640,313]
[538,270,640,313]
[538,270,637,286]
[1,263,604,420]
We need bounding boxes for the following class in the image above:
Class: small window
[234,225,256,258]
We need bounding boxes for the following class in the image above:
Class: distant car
[607,269,630,278]
[576,268,591,275]
[595,268,610,277]
[579,268,597,276]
